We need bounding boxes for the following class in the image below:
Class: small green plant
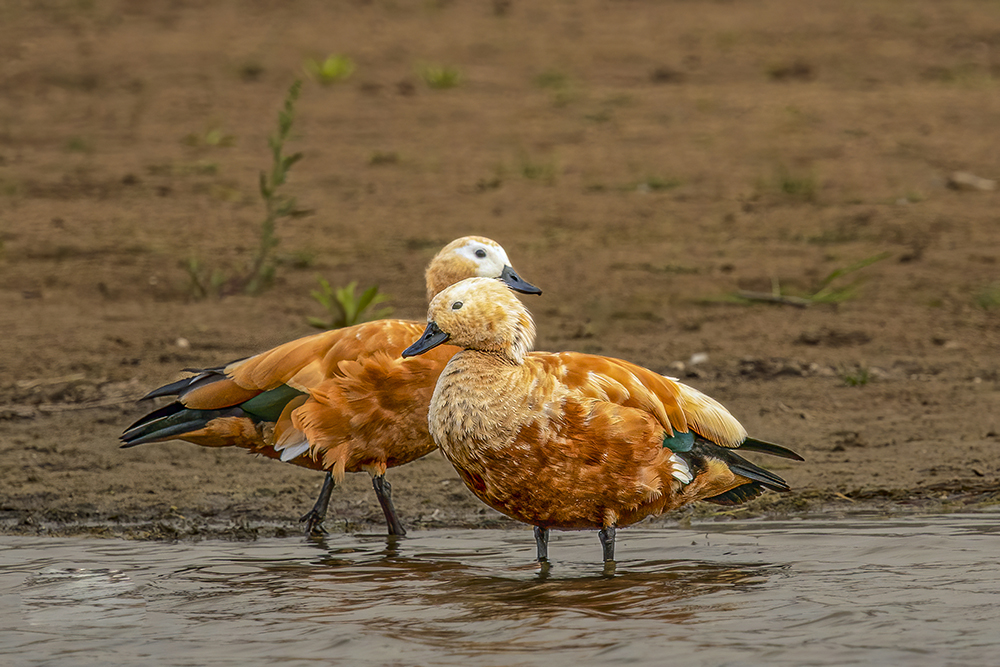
[518,154,557,184]
[305,55,355,84]
[186,79,306,298]
[182,125,236,148]
[774,165,817,200]
[307,279,393,329]
[534,70,570,89]
[244,79,306,294]
[183,257,228,300]
[974,283,1000,310]
[418,64,462,89]
[733,252,891,307]
[840,365,871,387]
[807,252,891,303]
[533,69,577,106]
[755,164,817,202]
[635,176,682,192]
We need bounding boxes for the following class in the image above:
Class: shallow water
[1,513,998,666]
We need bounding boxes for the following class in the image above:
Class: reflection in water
[259,534,776,657]
[180,531,778,659]
[1,514,999,666]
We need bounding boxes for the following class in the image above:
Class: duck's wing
[282,344,458,479]
[122,320,427,449]
[225,320,428,393]
[670,382,748,448]
[538,352,747,448]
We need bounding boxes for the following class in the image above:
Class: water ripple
[0,514,998,666]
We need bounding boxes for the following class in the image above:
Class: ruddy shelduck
[121,237,541,536]
[403,277,802,562]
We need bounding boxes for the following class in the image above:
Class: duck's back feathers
[532,352,748,449]
[225,320,427,393]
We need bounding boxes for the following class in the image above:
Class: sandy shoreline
[2,1,998,541]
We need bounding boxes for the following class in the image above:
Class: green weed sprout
[307,278,393,329]
[733,252,891,307]
[246,78,306,294]
[973,283,1000,310]
[185,79,306,298]
[418,64,462,89]
[840,366,871,387]
[182,125,236,148]
[807,252,891,304]
[305,55,355,84]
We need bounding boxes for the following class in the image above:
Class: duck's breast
[433,352,677,529]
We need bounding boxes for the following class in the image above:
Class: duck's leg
[300,472,335,536]
[598,525,616,562]
[533,526,549,562]
[372,474,407,537]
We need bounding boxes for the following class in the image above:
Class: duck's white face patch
[455,240,510,278]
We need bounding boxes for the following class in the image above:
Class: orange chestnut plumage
[403,277,802,562]
[121,237,540,536]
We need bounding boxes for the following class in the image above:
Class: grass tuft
[419,64,462,89]
[973,283,1000,310]
[733,252,891,307]
[775,165,817,200]
[307,279,392,329]
[305,55,355,84]
[840,365,871,387]
[182,126,235,148]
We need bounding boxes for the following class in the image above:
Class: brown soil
[2,1,999,539]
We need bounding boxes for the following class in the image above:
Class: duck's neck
[428,350,527,458]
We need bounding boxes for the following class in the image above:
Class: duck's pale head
[425,236,541,301]
[403,277,536,364]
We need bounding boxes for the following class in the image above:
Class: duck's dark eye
[475,248,487,259]
[452,301,463,310]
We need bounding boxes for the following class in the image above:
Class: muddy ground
[1,0,998,539]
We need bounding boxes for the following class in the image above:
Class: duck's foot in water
[534,526,549,562]
[372,474,407,537]
[300,471,335,537]
[599,525,616,562]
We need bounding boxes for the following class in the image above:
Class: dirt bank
[1,0,998,539]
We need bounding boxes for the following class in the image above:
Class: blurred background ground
[1,0,998,538]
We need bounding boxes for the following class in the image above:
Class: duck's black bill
[402,322,451,357]
[500,265,542,295]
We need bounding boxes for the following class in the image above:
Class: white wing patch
[275,428,311,462]
[669,453,693,485]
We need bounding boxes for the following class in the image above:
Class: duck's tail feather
[702,482,767,506]
[120,403,248,447]
[738,437,804,461]
[138,367,229,401]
